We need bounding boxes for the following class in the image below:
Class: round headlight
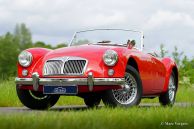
[103,50,118,66]
[18,51,33,67]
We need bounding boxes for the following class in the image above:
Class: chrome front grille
[44,60,64,75]
[43,57,87,76]
[63,60,86,75]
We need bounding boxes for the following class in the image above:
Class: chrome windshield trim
[91,43,126,47]
[68,28,144,51]
[76,29,142,34]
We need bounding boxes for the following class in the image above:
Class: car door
[136,51,157,95]
[132,49,165,95]
[150,56,166,92]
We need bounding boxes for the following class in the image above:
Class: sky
[0,0,194,57]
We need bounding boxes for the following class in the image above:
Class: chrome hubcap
[168,75,176,102]
[112,73,137,104]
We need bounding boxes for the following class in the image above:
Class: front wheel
[83,94,101,108]
[16,86,60,110]
[102,66,142,107]
[159,72,177,106]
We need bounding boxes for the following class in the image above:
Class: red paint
[17,44,178,96]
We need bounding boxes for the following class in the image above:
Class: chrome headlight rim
[103,50,118,66]
[18,51,33,67]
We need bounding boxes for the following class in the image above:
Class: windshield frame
[68,29,144,51]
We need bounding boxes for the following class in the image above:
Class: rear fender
[161,58,178,93]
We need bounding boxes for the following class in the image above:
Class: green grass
[0,79,194,129]
[142,84,194,103]
[0,107,194,129]
[0,79,194,107]
[0,79,22,107]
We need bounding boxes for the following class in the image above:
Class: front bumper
[15,72,125,92]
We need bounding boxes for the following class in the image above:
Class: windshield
[69,29,143,50]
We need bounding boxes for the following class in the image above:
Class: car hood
[43,44,126,61]
[28,44,131,78]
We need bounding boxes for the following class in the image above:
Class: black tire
[16,86,60,110]
[159,72,177,106]
[102,65,142,107]
[83,94,101,108]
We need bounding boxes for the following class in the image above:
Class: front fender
[17,48,52,78]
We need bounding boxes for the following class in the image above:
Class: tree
[159,44,168,58]
[33,41,53,49]
[54,43,68,49]
[179,56,194,85]
[172,46,184,66]
[0,32,19,78]
[0,23,70,79]
[14,23,33,51]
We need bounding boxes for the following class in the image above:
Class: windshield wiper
[91,42,126,47]
[97,40,111,43]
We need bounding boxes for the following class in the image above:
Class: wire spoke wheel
[102,65,142,107]
[159,72,177,106]
[112,72,137,105]
[168,75,176,102]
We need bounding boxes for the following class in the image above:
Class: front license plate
[43,86,78,95]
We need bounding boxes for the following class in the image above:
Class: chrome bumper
[15,72,125,92]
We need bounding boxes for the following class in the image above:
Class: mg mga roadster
[15,29,178,109]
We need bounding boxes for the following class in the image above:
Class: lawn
[0,107,193,129]
[0,79,194,129]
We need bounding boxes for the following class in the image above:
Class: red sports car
[15,29,178,109]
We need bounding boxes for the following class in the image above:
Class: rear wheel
[16,86,60,110]
[159,72,177,106]
[102,66,142,107]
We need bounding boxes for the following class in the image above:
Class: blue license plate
[43,86,78,95]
